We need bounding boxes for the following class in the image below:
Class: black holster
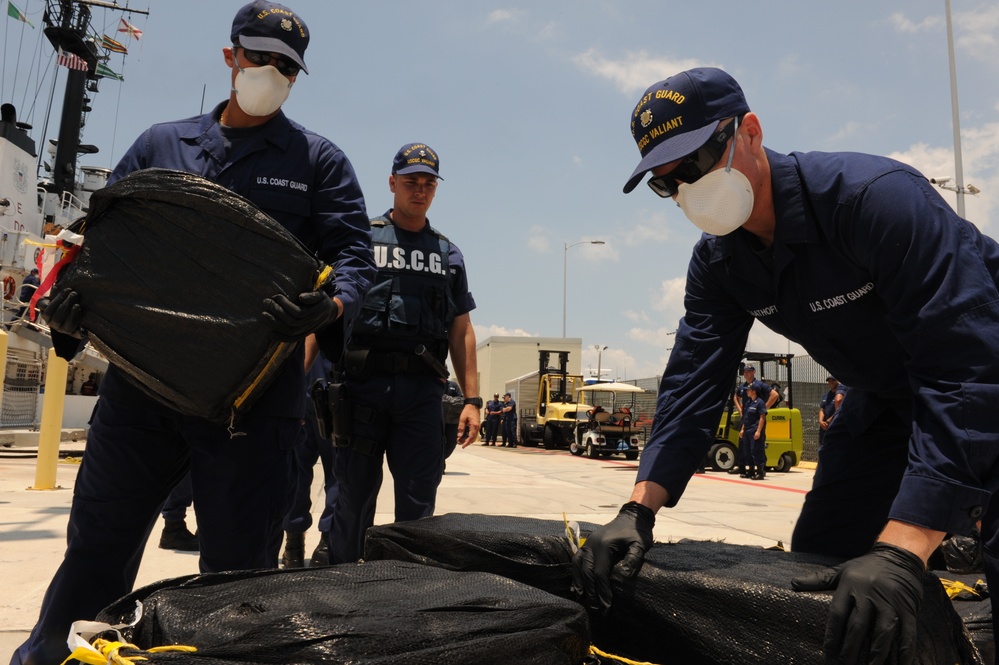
[310,374,353,448]
[311,371,380,456]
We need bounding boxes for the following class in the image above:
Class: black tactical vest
[351,216,457,358]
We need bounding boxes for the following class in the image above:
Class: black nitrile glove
[39,289,85,338]
[262,291,337,342]
[571,501,655,615]
[791,542,925,665]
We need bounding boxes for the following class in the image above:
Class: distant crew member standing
[501,392,518,447]
[483,393,502,445]
[738,384,767,480]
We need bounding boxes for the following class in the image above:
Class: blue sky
[3,1,998,380]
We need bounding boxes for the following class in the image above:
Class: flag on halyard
[101,34,127,54]
[95,62,123,81]
[56,47,88,72]
[118,17,142,40]
[7,1,33,27]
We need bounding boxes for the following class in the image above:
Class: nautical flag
[7,1,33,27]
[118,17,142,40]
[95,62,123,81]
[56,47,88,72]
[101,34,127,54]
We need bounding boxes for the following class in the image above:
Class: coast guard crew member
[572,67,999,665]
[738,384,767,480]
[14,3,375,664]
[733,364,776,417]
[818,375,847,446]
[731,364,773,476]
[326,142,480,565]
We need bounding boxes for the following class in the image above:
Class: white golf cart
[570,382,647,461]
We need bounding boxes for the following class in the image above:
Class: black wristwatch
[462,397,483,408]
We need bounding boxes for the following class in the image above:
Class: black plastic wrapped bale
[94,560,589,664]
[363,515,983,665]
[364,513,597,600]
[55,168,327,424]
[594,540,982,665]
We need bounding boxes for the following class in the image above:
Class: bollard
[31,347,69,490]
[0,327,7,416]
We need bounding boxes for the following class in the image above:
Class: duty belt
[345,349,438,376]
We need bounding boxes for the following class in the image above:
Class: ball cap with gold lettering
[392,143,443,179]
[623,67,750,193]
[231,1,310,74]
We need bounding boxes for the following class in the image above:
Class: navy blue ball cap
[392,143,443,179]
[743,365,756,372]
[231,1,310,74]
[623,67,750,193]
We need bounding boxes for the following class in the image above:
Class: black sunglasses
[647,115,743,198]
[238,47,301,77]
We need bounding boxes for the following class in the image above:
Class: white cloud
[572,49,712,96]
[889,12,942,34]
[623,208,676,247]
[827,121,868,144]
[622,309,651,324]
[486,9,521,23]
[955,4,999,63]
[474,323,536,338]
[527,225,551,253]
[650,277,687,315]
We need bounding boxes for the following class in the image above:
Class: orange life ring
[2,276,15,300]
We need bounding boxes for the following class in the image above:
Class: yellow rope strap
[62,638,198,665]
[60,638,196,665]
[589,644,663,665]
[938,577,985,600]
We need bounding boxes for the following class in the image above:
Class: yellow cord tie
[60,639,196,665]
[939,577,985,600]
[589,644,664,665]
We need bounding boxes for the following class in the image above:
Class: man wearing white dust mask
[574,66,999,665]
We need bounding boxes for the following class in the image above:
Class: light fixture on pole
[932,0,985,216]
[562,240,606,337]
[594,344,608,382]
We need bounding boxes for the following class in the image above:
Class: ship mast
[41,0,148,197]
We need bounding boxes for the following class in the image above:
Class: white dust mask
[674,120,754,236]
[232,62,292,117]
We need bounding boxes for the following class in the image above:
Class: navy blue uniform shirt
[639,148,999,537]
[741,397,767,433]
[103,102,375,418]
[736,379,771,410]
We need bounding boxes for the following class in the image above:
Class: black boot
[753,468,767,480]
[281,531,305,569]
[159,519,199,552]
[310,532,329,567]
[741,467,754,478]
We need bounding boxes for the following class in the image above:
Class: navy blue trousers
[12,397,298,665]
[160,470,193,521]
[283,399,335,535]
[328,372,445,564]
[484,417,500,443]
[502,417,518,444]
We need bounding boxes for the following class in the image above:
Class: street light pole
[945,0,966,218]
[563,240,606,337]
[594,344,608,381]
